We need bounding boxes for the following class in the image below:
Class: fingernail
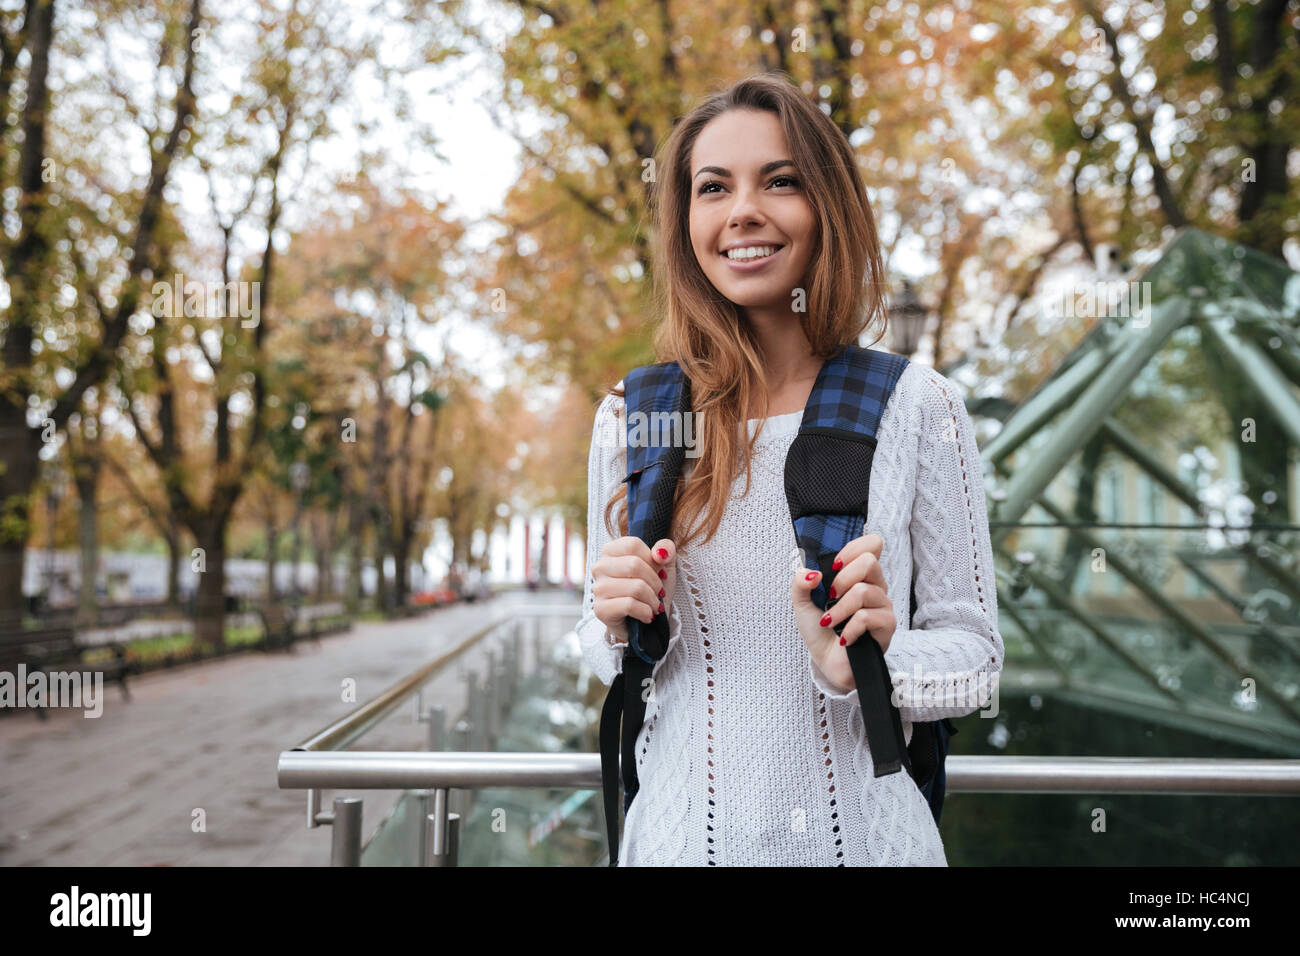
[656,548,668,560]
[832,558,843,571]
[819,614,832,627]
[804,571,818,582]
[658,587,665,598]
[658,601,664,613]
[829,586,837,599]
[839,636,846,646]
[658,569,667,579]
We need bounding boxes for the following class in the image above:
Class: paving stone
[0,595,571,866]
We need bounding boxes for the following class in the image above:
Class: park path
[0,592,577,866]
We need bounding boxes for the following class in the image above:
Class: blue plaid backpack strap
[598,360,690,866]
[620,361,691,662]
[784,344,913,778]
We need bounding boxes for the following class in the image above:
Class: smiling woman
[579,72,1003,868]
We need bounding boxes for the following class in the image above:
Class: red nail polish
[829,586,836,599]
[658,569,667,579]
[839,636,846,646]
[804,571,818,581]
[656,548,668,560]
[658,587,665,598]
[832,558,843,571]
[658,602,664,613]
[819,614,832,627]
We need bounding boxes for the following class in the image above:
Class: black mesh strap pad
[787,428,912,779]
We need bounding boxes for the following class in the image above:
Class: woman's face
[688,108,817,312]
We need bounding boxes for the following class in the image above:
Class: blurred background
[0,0,1297,866]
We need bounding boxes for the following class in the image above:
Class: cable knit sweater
[576,360,1005,866]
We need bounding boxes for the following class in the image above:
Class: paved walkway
[0,593,578,866]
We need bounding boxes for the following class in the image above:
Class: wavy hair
[603,71,891,549]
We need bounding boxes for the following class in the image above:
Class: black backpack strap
[827,550,911,777]
[597,651,653,867]
[598,670,625,865]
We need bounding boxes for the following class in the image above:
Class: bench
[386,601,436,620]
[0,625,131,719]
[298,602,351,640]
[257,602,352,652]
[257,603,300,652]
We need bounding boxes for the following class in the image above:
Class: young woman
[578,73,1004,866]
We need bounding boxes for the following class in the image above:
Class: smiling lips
[721,243,784,262]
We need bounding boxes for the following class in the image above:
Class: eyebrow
[692,159,796,181]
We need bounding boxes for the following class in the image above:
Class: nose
[726,182,766,230]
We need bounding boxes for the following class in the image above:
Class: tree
[114,0,375,645]
[0,0,201,630]
[271,173,466,610]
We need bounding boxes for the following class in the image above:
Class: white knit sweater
[577,360,1005,866]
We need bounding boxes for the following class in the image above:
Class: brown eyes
[696,175,801,196]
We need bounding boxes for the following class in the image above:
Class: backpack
[597,343,958,866]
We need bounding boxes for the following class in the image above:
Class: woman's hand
[592,536,677,645]
[791,533,896,692]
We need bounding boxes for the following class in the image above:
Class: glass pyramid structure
[974,226,1300,754]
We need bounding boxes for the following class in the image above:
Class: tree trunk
[0,422,40,631]
[265,520,278,601]
[312,511,332,600]
[374,519,392,612]
[0,0,54,633]
[193,519,228,650]
[74,465,100,626]
[346,492,364,613]
[1232,0,1293,258]
[393,535,409,609]
[165,529,182,608]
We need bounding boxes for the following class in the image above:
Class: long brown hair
[603,71,891,550]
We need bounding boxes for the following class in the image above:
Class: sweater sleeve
[809,365,1005,723]
[574,387,685,687]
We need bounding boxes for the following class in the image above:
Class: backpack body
[598,344,956,866]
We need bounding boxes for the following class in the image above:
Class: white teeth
[725,245,779,260]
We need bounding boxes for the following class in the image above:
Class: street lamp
[887,278,930,358]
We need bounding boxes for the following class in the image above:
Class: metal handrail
[279,599,1300,864]
[278,750,1300,796]
[291,612,513,753]
[282,602,595,862]
[291,604,583,753]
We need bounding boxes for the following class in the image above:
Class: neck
[740,309,827,419]
[744,306,822,391]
